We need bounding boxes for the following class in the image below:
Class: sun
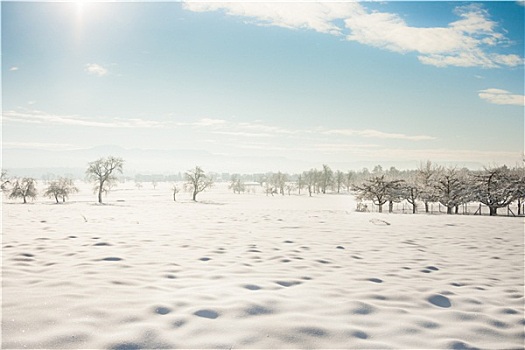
[75,1,86,16]
[74,0,94,21]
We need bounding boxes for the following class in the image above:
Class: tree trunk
[447,206,452,214]
[98,181,104,204]
[455,205,459,214]
[425,202,429,213]
[173,191,177,202]
[412,203,416,214]
[388,200,393,213]
[518,198,521,215]
[192,189,197,201]
[378,204,383,213]
[489,207,498,216]
[55,194,59,204]
[23,196,27,204]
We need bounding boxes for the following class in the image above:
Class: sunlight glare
[75,1,92,22]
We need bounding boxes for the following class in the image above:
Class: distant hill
[2,144,486,179]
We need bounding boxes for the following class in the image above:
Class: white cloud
[213,131,274,138]
[183,2,359,36]
[325,128,436,141]
[85,63,108,76]
[3,110,235,130]
[9,66,19,71]
[194,118,226,126]
[236,121,295,135]
[3,110,168,128]
[344,4,522,68]
[3,142,80,150]
[183,2,523,68]
[478,89,525,106]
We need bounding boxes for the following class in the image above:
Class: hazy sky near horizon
[2,1,524,172]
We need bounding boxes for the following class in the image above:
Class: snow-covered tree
[1,170,10,191]
[86,156,124,204]
[229,174,245,194]
[345,170,355,192]
[471,166,518,216]
[405,184,420,214]
[268,172,287,196]
[416,161,440,213]
[184,166,213,201]
[285,183,295,196]
[353,175,404,213]
[384,178,405,213]
[320,164,333,194]
[434,167,469,214]
[9,178,37,204]
[44,177,79,203]
[512,166,525,215]
[171,184,180,201]
[296,174,305,195]
[313,168,323,194]
[334,170,345,194]
[303,169,317,197]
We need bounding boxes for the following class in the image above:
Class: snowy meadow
[2,181,524,349]
[3,1,524,348]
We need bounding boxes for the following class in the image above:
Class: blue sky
[2,1,524,173]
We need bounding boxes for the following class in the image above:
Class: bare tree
[434,167,468,214]
[320,164,333,194]
[372,164,383,176]
[512,165,525,215]
[1,170,10,191]
[272,172,287,196]
[385,177,405,213]
[264,180,276,196]
[400,177,420,214]
[229,174,245,194]
[471,166,518,216]
[44,177,79,203]
[184,166,213,201]
[285,183,295,196]
[303,169,317,197]
[353,175,403,213]
[296,174,304,195]
[313,168,322,194]
[334,170,345,194]
[9,178,37,204]
[345,170,355,193]
[86,156,124,204]
[417,161,440,213]
[151,180,158,190]
[172,184,180,201]
[135,181,143,190]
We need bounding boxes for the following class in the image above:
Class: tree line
[227,162,524,216]
[1,157,215,204]
[2,157,524,216]
[352,162,525,216]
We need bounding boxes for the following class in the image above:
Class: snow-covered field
[2,182,524,349]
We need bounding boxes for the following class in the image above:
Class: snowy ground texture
[2,183,524,349]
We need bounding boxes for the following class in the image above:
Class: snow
[2,182,524,349]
